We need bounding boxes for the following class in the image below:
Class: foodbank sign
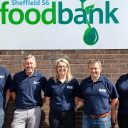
[0,0,127,49]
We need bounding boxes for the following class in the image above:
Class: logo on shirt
[99,89,107,93]
[33,81,40,85]
[67,86,73,89]
[0,75,5,79]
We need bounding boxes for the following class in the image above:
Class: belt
[90,113,109,119]
[19,105,40,109]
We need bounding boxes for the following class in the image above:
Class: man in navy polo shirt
[11,54,47,128]
[79,59,118,128]
[0,66,11,128]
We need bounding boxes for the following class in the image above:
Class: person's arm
[74,97,79,106]
[4,89,10,108]
[111,98,118,128]
[75,97,84,111]
[10,74,17,101]
[11,92,16,101]
[4,71,12,108]
[43,96,50,109]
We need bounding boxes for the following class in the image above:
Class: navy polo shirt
[44,77,79,111]
[11,70,47,109]
[116,74,128,114]
[80,75,118,115]
[0,66,11,108]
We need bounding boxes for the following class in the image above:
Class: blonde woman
[44,58,79,128]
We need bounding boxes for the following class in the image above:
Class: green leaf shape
[83,27,99,45]
[85,4,95,14]
[80,0,86,3]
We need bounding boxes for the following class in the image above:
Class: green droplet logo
[80,0,86,3]
[83,27,99,45]
[80,0,99,46]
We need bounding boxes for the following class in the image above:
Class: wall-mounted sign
[0,0,127,49]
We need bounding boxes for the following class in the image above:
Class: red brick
[2,49,128,128]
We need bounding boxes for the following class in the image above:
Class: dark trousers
[49,109,75,128]
[118,113,128,128]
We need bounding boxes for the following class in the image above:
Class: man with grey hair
[79,59,118,128]
[11,54,47,128]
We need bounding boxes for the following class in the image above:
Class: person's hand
[111,120,116,128]
[42,97,46,104]
[111,118,117,128]
[111,111,117,128]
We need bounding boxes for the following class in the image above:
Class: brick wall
[2,49,127,128]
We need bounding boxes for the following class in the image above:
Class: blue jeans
[82,114,111,128]
[0,109,5,128]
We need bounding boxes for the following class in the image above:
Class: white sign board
[0,0,127,49]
